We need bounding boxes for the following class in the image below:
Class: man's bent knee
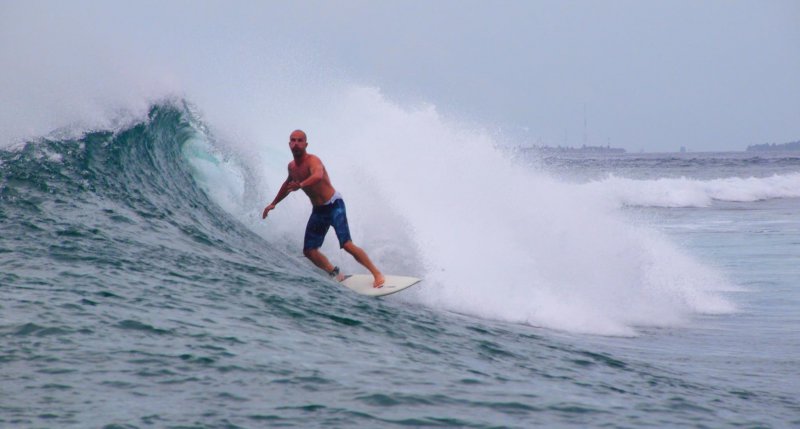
[303,248,318,258]
[341,241,358,253]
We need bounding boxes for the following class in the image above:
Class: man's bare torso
[289,154,336,206]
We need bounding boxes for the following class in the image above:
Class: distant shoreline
[746,141,800,152]
[520,145,626,154]
[516,140,800,154]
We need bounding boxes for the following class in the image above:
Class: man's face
[289,132,307,156]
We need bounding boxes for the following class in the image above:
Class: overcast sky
[2,1,799,152]
[297,1,800,152]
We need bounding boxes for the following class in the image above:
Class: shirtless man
[262,130,385,288]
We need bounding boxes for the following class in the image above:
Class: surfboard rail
[339,274,421,297]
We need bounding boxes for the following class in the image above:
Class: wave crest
[586,173,800,208]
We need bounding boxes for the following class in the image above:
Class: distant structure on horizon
[746,140,800,152]
[523,144,626,154]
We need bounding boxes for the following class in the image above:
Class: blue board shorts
[303,198,352,250]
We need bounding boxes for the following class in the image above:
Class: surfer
[262,130,385,288]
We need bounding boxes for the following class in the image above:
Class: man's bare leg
[303,248,344,281]
[342,241,385,287]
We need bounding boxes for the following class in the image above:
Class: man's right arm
[262,171,296,219]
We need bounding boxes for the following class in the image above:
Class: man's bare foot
[373,273,385,288]
[328,266,345,282]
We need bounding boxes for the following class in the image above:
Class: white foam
[236,87,737,336]
[585,173,800,208]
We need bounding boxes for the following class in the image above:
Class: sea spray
[189,87,737,335]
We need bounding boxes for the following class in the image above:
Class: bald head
[290,129,307,142]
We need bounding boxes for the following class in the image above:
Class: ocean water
[1,102,799,428]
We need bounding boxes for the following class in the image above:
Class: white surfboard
[340,274,421,297]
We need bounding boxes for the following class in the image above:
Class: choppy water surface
[1,105,798,428]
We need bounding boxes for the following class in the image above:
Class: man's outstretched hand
[262,204,276,219]
[262,182,301,219]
